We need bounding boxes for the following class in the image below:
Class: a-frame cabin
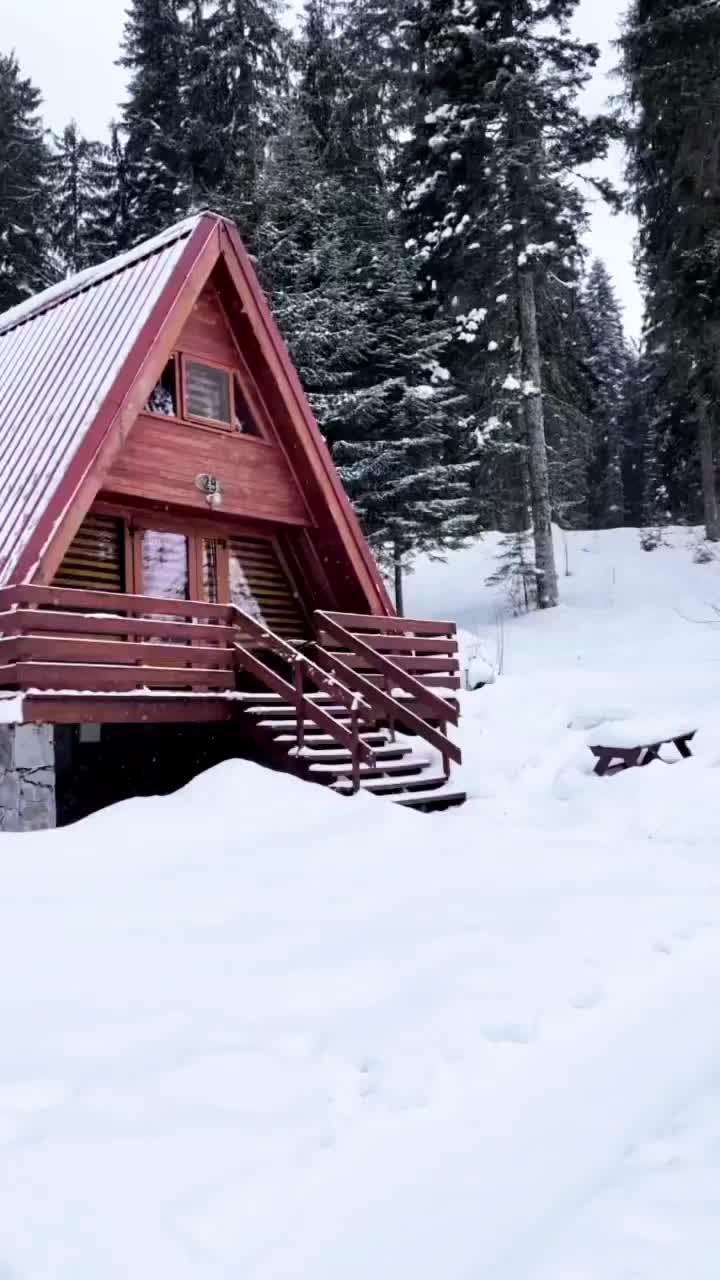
[0,213,464,830]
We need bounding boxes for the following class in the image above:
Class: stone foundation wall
[0,725,56,832]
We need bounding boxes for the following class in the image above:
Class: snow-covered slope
[3,527,720,1278]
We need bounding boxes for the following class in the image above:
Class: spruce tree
[257,5,479,585]
[401,0,614,605]
[196,0,289,239]
[583,259,630,528]
[82,123,133,260]
[622,0,720,540]
[49,122,106,275]
[119,0,188,241]
[0,52,54,310]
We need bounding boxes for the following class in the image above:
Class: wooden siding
[104,414,310,525]
[228,534,308,640]
[177,285,239,366]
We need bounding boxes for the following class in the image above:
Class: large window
[141,530,189,601]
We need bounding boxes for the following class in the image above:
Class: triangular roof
[0,212,392,614]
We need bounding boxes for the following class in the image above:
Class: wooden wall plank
[105,414,311,525]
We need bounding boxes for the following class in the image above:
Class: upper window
[148,354,264,437]
[186,360,231,425]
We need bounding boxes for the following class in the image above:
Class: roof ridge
[0,212,214,337]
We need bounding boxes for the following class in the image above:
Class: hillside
[2,528,720,1277]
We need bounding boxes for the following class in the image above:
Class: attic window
[146,357,178,417]
[186,360,231,425]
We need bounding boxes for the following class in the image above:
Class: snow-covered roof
[0,215,206,584]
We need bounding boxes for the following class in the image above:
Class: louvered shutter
[53,514,125,592]
[228,536,307,640]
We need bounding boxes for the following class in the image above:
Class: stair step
[274,731,391,748]
[393,787,467,811]
[291,742,413,763]
[312,753,428,778]
[257,717,364,732]
[343,770,450,796]
[247,703,360,719]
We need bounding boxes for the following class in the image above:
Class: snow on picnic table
[2,526,720,1277]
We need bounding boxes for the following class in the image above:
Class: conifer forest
[2,0,719,609]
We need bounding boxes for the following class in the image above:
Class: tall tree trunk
[695,391,720,541]
[393,542,404,615]
[517,265,559,608]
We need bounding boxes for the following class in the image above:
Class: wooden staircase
[231,609,466,812]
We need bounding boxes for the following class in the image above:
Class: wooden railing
[228,606,378,789]
[0,586,462,790]
[0,584,236,692]
[314,611,461,774]
[316,613,460,720]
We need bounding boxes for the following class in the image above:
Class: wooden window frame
[179,354,265,439]
[90,503,308,624]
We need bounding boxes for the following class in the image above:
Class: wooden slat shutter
[228,536,307,640]
[53,514,125,592]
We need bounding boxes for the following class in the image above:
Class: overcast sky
[3,0,642,338]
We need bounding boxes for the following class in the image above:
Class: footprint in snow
[569,983,605,1011]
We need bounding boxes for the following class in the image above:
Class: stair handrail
[229,606,377,790]
[315,611,460,728]
[310,644,461,775]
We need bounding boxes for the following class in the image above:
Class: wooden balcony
[0,585,464,808]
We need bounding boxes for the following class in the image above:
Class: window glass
[187,361,231,424]
[142,530,189,600]
[146,358,177,416]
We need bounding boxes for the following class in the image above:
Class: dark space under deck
[54,721,274,826]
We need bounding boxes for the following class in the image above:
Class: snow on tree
[119,0,188,242]
[400,0,615,606]
[0,53,55,311]
[49,122,109,275]
[181,0,289,238]
[257,5,479,590]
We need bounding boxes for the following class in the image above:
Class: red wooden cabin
[0,213,464,829]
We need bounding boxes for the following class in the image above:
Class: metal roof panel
[0,218,203,582]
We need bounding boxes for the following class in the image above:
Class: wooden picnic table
[590,730,696,777]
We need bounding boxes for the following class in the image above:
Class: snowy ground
[2,526,720,1278]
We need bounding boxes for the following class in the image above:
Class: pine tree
[583,259,630,528]
[82,123,133,260]
[197,0,289,239]
[400,0,615,605]
[621,0,720,540]
[0,52,54,310]
[119,0,188,241]
[257,5,479,578]
[542,270,595,529]
[49,122,106,274]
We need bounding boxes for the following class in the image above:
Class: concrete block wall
[0,725,56,832]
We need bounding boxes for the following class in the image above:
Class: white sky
[2,0,642,338]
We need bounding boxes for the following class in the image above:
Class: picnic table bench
[587,722,697,778]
